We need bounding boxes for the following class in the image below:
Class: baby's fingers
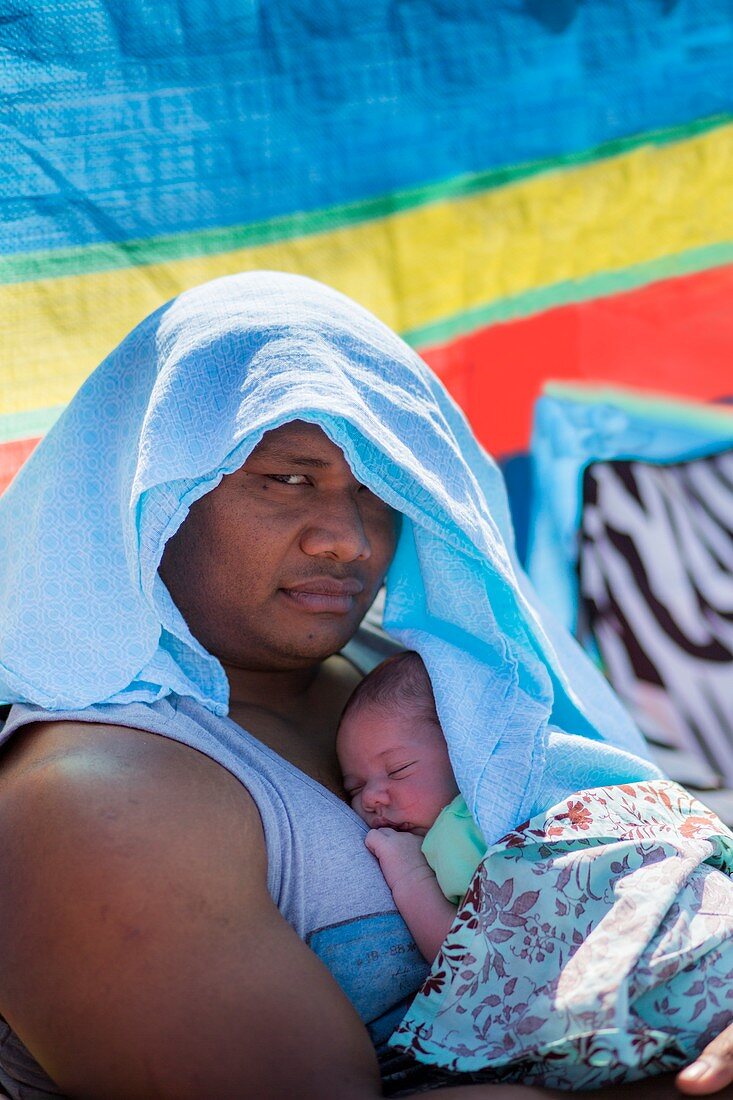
[365,827,395,856]
[678,1026,733,1094]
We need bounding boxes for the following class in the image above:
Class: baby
[336,649,484,963]
[336,650,733,1089]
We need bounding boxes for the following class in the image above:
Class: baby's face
[337,704,459,836]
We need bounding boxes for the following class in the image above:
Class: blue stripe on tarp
[2,0,733,255]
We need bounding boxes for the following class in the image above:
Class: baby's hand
[365,828,434,895]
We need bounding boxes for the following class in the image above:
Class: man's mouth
[281,577,364,615]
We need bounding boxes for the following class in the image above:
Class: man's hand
[677,1026,733,1094]
[364,827,433,894]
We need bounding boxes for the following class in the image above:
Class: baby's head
[336,651,458,836]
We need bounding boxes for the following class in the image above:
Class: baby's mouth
[371,817,413,831]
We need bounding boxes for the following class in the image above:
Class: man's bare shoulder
[0,717,267,918]
[0,717,253,812]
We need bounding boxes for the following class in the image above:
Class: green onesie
[420,795,486,905]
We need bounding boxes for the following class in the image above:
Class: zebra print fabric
[579,450,733,784]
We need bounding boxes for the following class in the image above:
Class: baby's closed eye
[388,762,417,779]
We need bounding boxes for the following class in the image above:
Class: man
[0,273,731,1098]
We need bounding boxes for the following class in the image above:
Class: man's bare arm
[0,720,388,1099]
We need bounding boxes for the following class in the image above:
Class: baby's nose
[362,781,387,810]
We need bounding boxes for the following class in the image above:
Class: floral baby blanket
[390,780,733,1090]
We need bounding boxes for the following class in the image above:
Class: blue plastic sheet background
[3,0,733,254]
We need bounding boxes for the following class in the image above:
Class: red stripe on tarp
[0,437,40,495]
[2,262,732,495]
[422,264,733,457]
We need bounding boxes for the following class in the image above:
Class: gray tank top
[0,691,429,1099]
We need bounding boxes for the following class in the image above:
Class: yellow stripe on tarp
[2,122,732,416]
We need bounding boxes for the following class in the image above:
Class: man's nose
[300,493,371,561]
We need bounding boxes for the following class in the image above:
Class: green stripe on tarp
[0,406,65,444]
[2,113,730,287]
[403,240,733,349]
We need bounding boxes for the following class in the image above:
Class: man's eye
[268,474,310,485]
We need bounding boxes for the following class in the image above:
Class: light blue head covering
[0,272,658,840]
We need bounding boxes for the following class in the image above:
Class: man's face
[337,704,459,836]
[158,421,398,670]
